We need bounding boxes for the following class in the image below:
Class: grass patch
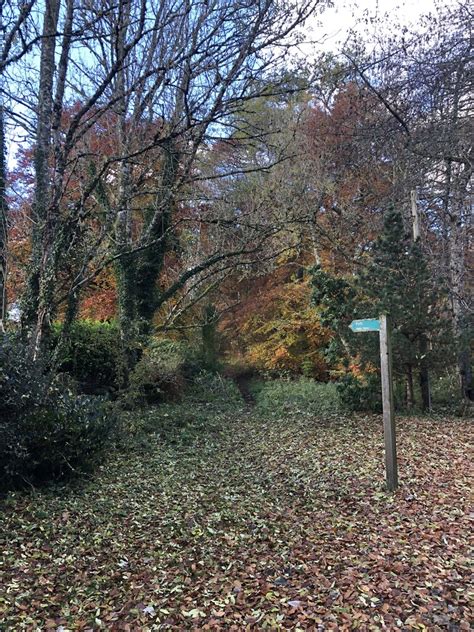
[253,377,340,417]
[119,372,245,449]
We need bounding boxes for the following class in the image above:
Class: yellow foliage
[221,273,331,378]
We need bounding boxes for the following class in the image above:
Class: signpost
[349,314,398,491]
[349,318,380,333]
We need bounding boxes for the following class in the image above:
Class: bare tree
[4,0,326,365]
[0,0,39,332]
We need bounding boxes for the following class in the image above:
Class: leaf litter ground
[0,411,472,630]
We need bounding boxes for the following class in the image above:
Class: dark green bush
[336,373,382,413]
[121,335,235,409]
[52,320,126,394]
[0,334,49,419]
[0,336,116,490]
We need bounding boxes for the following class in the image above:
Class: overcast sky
[306,0,456,51]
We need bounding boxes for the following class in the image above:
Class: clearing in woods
[0,411,472,629]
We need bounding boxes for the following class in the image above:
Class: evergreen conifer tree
[311,209,451,410]
[359,209,447,409]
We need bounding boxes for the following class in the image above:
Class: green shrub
[430,369,468,414]
[0,336,116,490]
[0,334,49,419]
[336,373,382,413]
[125,338,190,407]
[53,320,126,394]
[185,370,243,409]
[254,378,340,416]
[3,394,115,486]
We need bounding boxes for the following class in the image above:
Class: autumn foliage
[220,260,331,378]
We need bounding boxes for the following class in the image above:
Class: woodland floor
[0,410,472,631]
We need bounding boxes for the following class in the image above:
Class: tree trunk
[0,105,7,333]
[21,0,61,355]
[410,189,420,242]
[419,335,431,411]
[115,138,179,368]
[410,189,431,410]
[405,364,414,409]
[201,303,219,371]
[134,139,179,326]
[458,349,473,402]
[448,186,473,401]
[449,220,474,401]
[115,248,139,369]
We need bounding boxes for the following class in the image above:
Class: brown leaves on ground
[0,412,472,630]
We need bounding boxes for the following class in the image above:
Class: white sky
[307,0,456,51]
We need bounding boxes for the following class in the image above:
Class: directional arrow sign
[349,318,380,332]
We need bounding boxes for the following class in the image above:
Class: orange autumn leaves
[221,265,331,378]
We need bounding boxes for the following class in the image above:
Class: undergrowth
[119,371,244,449]
[252,378,340,417]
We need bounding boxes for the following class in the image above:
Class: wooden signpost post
[349,315,398,491]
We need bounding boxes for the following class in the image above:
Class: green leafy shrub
[0,334,49,419]
[254,378,340,416]
[125,339,190,407]
[336,373,382,413]
[52,320,126,394]
[0,336,116,490]
[185,370,243,409]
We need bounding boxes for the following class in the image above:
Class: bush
[430,369,468,414]
[0,334,49,419]
[124,332,243,409]
[336,373,382,413]
[254,378,340,416]
[185,370,244,410]
[125,338,191,407]
[0,336,116,490]
[52,320,126,394]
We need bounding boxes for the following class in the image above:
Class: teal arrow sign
[349,318,380,332]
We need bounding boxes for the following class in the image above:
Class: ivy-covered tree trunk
[115,139,180,369]
[135,141,179,326]
[0,105,7,333]
[115,250,139,368]
[21,0,61,357]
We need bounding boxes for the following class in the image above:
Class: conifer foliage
[311,210,451,410]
